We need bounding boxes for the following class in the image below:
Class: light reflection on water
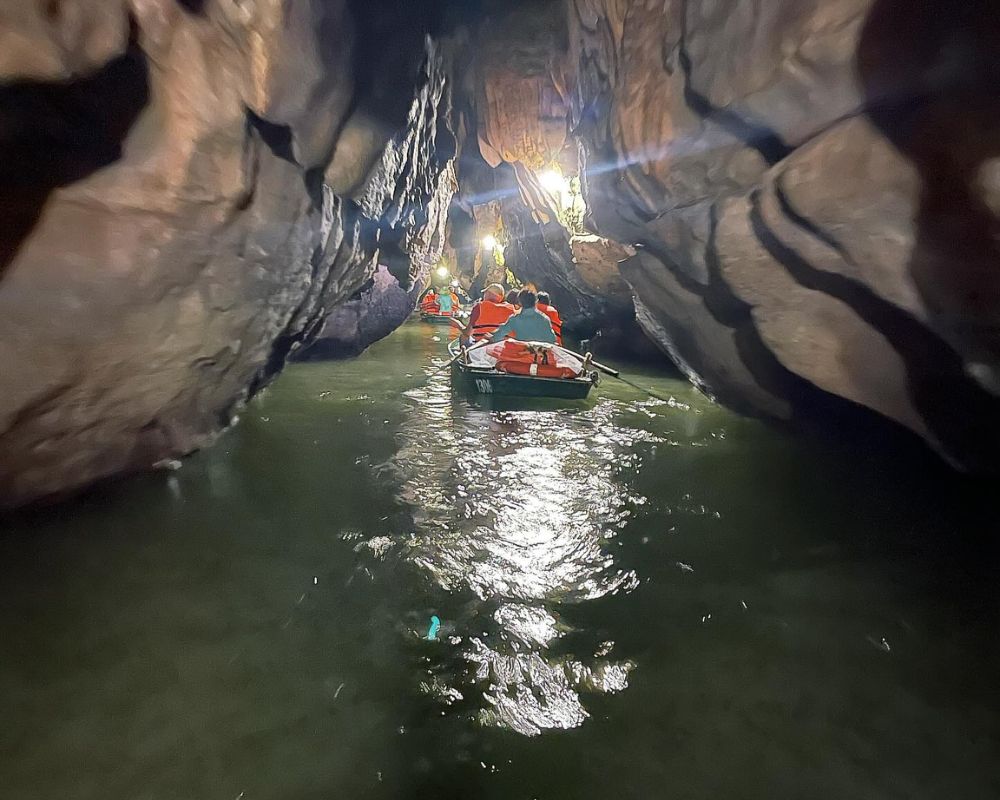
[387,362,663,735]
[1,320,998,799]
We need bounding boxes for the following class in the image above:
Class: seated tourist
[536,291,563,345]
[464,284,516,342]
[485,288,556,344]
[420,288,439,312]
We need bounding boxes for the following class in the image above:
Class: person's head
[506,290,520,306]
[484,283,505,302]
[518,288,537,309]
[537,291,550,305]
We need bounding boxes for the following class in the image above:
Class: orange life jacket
[537,303,563,345]
[471,299,515,340]
[492,340,580,379]
[421,294,440,313]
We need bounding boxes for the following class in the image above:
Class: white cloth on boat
[469,340,585,375]
[467,345,498,368]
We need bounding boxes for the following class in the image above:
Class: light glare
[539,169,566,193]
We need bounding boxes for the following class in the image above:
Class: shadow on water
[0,319,998,799]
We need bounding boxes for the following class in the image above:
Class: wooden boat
[448,339,598,399]
[419,309,468,325]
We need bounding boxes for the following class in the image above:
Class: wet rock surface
[296,265,423,360]
[0,0,457,507]
[2,0,999,506]
[561,0,1000,468]
[454,1,637,337]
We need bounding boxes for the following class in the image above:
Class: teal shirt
[489,307,556,344]
[437,293,453,312]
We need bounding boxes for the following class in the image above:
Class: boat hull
[448,341,596,400]
[420,312,462,325]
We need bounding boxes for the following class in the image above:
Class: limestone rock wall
[564,0,1000,469]
[296,264,422,360]
[305,36,458,357]
[458,1,635,336]
[0,0,456,507]
[3,0,998,507]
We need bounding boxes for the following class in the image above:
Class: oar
[554,345,675,404]
[429,338,493,375]
[558,347,620,378]
[553,344,619,377]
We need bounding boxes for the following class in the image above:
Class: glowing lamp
[539,169,566,193]
[482,235,498,250]
[435,266,450,279]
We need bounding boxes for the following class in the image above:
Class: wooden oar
[553,344,619,377]
[554,345,676,403]
[429,338,493,375]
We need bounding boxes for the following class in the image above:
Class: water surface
[1,320,998,799]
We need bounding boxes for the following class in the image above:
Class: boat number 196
[475,379,493,394]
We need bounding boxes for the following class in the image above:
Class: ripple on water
[387,366,660,735]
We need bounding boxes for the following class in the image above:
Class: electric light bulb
[435,266,449,279]
[539,169,565,193]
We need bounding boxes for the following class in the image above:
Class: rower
[536,292,563,345]
[437,289,454,315]
[464,284,516,342]
[484,288,556,344]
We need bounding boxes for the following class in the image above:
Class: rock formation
[296,264,423,359]
[302,23,457,358]
[2,0,998,507]
[556,0,1000,469]
[0,0,457,507]
[449,0,999,468]
[450,0,637,337]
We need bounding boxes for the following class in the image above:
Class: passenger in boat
[420,288,439,313]
[536,292,563,345]
[506,289,521,308]
[484,288,556,344]
[437,289,454,315]
[464,283,516,342]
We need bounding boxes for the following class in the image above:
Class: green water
[1,320,998,799]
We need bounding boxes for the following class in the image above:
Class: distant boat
[448,339,597,400]
[419,310,463,325]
